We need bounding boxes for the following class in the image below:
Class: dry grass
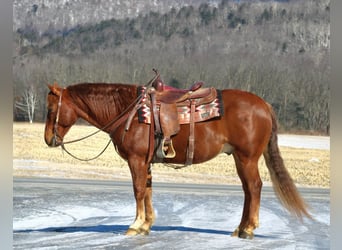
[13,122,330,187]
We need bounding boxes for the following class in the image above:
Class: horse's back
[220,89,271,120]
[221,88,269,108]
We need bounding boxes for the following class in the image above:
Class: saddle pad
[137,86,224,124]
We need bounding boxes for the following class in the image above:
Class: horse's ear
[47,82,61,95]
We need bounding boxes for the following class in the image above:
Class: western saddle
[148,75,218,166]
[124,71,219,166]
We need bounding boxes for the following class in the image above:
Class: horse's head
[44,82,78,147]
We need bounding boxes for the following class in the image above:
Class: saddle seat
[153,80,215,104]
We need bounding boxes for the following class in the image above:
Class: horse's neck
[70,84,136,132]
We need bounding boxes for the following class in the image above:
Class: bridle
[53,88,64,146]
[51,71,160,162]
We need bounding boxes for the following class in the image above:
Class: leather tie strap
[186,99,196,166]
[146,100,155,164]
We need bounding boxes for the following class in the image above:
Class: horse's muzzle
[46,136,61,147]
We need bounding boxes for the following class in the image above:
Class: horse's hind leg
[232,153,262,239]
[126,159,155,236]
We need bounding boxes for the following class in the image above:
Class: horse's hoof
[139,228,150,235]
[125,228,140,236]
[232,228,240,237]
[231,228,254,239]
[238,230,254,239]
[125,227,150,236]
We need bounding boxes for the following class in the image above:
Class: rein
[53,73,159,161]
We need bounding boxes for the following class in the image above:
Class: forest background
[13,0,330,134]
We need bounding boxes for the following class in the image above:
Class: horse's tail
[263,104,311,220]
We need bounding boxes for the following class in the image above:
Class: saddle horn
[145,69,161,88]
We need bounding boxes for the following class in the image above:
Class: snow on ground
[13,179,330,250]
[278,134,329,150]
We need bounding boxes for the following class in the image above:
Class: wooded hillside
[13,0,330,134]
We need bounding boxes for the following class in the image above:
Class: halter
[53,88,64,145]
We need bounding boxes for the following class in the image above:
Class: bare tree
[15,85,39,123]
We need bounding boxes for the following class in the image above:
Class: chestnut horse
[44,76,310,239]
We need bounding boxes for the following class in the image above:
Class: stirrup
[156,138,176,159]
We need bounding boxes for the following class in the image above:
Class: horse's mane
[66,83,138,119]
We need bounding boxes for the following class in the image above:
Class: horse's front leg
[141,165,155,233]
[126,158,155,236]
